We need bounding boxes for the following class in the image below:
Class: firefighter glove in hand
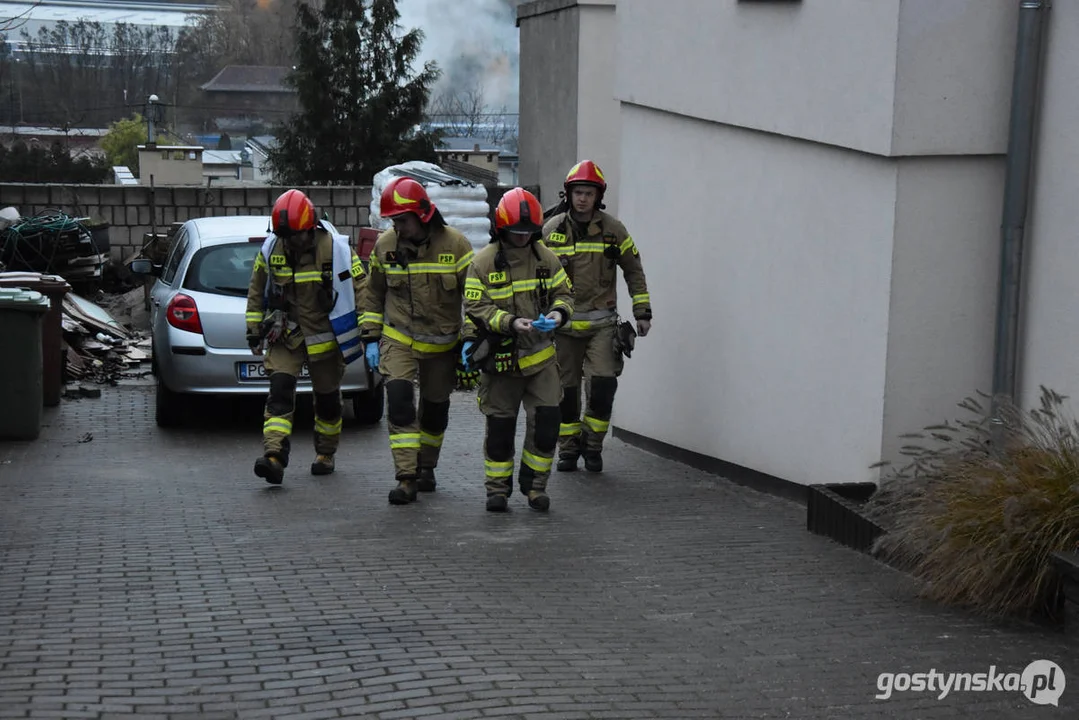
[531,315,557,332]
[461,340,475,371]
[246,333,262,350]
[365,342,380,369]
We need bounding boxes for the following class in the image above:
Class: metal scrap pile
[0,209,109,293]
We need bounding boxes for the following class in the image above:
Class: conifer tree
[267,0,442,185]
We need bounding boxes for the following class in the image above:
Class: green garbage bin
[0,288,51,440]
[0,272,71,407]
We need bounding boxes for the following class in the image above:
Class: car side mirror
[129,258,161,276]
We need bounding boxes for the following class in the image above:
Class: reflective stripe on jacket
[542,210,651,335]
[244,227,366,364]
[360,225,474,355]
[462,240,573,377]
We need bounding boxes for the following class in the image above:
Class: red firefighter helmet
[380,177,436,223]
[495,187,543,234]
[271,189,316,236]
[564,160,607,195]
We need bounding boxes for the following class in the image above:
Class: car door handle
[151,298,160,306]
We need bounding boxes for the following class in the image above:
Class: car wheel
[155,378,187,428]
[351,381,384,425]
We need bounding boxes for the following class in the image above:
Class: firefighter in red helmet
[245,189,368,485]
[361,176,475,505]
[542,160,653,473]
[461,187,574,512]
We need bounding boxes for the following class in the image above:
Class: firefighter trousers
[554,324,623,457]
[477,362,562,498]
[379,339,456,480]
[262,343,346,460]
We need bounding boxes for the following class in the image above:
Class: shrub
[866,387,1079,620]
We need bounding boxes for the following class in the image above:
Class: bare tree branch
[0,1,43,34]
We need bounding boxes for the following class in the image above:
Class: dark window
[183,242,258,297]
[161,231,189,285]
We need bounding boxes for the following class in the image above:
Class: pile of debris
[0,207,109,294]
[62,288,151,388]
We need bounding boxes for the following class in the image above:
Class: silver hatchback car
[130,215,384,428]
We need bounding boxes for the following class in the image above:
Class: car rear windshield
[183,242,259,297]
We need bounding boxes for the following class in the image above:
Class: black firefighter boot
[519,466,550,512]
[417,467,437,493]
[311,454,335,476]
[527,490,551,512]
[556,453,579,472]
[254,454,286,485]
[582,451,603,473]
[388,477,418,505]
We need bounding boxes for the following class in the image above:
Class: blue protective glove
[461,340,475,370]
[365,341,380,369]
[531,315,557,332]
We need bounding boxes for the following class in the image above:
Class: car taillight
[166,293,203,334]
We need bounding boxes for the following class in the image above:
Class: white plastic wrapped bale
[370,161,493,249]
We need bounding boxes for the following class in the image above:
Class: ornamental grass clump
[866,387,1079,620]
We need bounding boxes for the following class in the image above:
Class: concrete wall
[517,0,581,208]
[615,105,896,485]
[1020,1,1079,409]
[0,184,372,263]
[880,157,1004,463]
[576,1,620,216]
[892,0,1017,155]
[600,0,1020,486]
[615,0,900,155]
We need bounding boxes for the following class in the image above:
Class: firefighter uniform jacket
[245,227,367,362]
[360,225,475,355]
[463,240,574,377]
[541,210,651,336]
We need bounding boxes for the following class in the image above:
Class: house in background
[137,144,204,185]
[244,135,278,184]
[202,149,248,184]
[496,145,519,186]
[198,65,297,135]
[434,135,520,187]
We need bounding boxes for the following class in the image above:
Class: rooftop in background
[0,0,207,47]
[200,66,294,94]
[437,136,504,154]
[0,125,109,138]
[202,149,243,165]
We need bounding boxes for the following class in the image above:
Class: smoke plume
[397,0,524,112]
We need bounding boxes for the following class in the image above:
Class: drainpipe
[990,0,1050,443]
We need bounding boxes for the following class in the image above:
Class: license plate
[237,362,310,382]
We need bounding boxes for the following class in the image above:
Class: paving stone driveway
[0,383,1076,719]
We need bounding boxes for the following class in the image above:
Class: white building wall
[1020,2,1079,409]
[891,0,1016,155]
[608,0,1018,486]
[576,1,620,216]
[615,105,896,486]
[880,157,1005,462]
[517,2,581,208]
[613,0,902,155]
